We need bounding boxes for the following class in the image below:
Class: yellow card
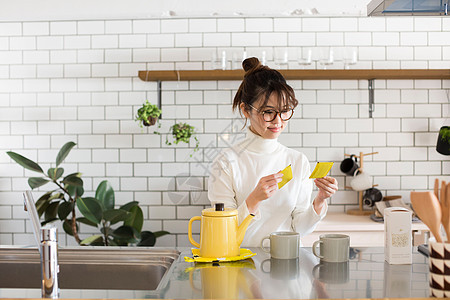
[278,164,293,189]
[309,162,334,179]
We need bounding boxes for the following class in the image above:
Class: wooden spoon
[411,191,443,243]
[441,181,449,242]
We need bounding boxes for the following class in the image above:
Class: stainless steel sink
[0,247,179,292]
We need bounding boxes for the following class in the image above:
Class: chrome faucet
[24,191,60,298]
[40,226,60,298]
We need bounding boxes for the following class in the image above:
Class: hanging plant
[166,122,199,155]
[136,100,161,128]
[437,126,450,155]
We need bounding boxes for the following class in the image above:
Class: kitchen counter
[1,246,430,299]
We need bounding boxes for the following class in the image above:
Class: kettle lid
[202,203,237,217]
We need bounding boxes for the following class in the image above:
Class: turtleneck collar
[239,127,280,154]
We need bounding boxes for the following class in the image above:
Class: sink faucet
[24,191,60,298]
[40,226,60,298]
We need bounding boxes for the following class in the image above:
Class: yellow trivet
[184,248,256,263]
[309,162,334,179]
[278,164,293,189]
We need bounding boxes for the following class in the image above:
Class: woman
[208,57,338,247]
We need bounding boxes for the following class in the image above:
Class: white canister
[384,207,412,265]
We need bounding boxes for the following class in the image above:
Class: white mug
[350,169,372,191]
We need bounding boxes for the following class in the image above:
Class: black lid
[215,203,225,211]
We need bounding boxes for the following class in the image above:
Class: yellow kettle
[188,203,254,258]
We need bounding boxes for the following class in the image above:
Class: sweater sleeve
[208,152,260,225]
[291,157,327,236]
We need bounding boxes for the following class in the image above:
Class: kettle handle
[188,216,201,248]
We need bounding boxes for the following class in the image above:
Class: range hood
[368,0,449,15]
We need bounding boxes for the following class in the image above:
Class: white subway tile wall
[0,16,449,247]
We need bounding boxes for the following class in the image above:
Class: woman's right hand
[246,173,284,213]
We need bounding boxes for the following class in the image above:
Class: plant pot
[436,126,450,156]
[143,116,158,126]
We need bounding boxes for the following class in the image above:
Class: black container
[436,126,450,156]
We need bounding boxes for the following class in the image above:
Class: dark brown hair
[232,57,298,117]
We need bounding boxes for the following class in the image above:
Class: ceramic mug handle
[260,236,270,253]
[260,259,271,273]
[311,263,323,279]
[312,240,324,259]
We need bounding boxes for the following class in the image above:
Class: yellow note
[278,164,293,189]
[309,162,334,179]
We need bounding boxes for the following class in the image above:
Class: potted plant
[7,142,169,246]
[136,100,161,127]
[166,122,199,154]
[437,126,450,155]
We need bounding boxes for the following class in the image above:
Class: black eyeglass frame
[248,104,295,122]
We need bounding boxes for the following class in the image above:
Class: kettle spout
[236,214,255,246]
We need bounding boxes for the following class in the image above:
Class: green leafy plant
[166,122,199,154]
[7,142,169,246]
[136,100,162,127]
[439,126,450,143]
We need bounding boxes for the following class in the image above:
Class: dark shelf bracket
[368,79,375,118]
[157,80,162,119]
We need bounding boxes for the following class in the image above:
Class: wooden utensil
[411,191,443,243]
[435,178,440,200]
[440,181,449,242]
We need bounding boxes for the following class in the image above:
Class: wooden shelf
[138,69,450,81]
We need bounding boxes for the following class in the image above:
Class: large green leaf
[154,230,170,238]
[28,177,50,189]
[36,192,52,217]
[57,201,73,220]
[56,142,76,167]
[7,151,44,174]
[138,231,170,247]
[48,168,64,181]
[95,180,115,210]
[77,197,102,225]
[41,217,58,226]
[48,192,64,201]
[120,201,139,211]
[67,185,84,198]
[80,234,103,246]
[103,209,129,225]
[44,202,59,222]
[76,217,98,228]
[62,175,83,187]
[112,225,140,245]
[124,205,143,232]
[62,219,79,236]
[137,231,156,246]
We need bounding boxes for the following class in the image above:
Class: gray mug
[261,258,299,280]
[312,261,350,284]
[261,231,300,259]
[312,234,350,263]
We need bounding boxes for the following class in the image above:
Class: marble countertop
[0,246,431,299]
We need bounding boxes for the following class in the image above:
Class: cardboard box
[384,207,412,264]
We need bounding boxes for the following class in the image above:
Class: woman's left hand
[314,176,338,202]
[313,176,338,214]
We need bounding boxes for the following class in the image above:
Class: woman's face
[241,93,289,140]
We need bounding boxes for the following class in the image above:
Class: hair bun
[242,57,262,74]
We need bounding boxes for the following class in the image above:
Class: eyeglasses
[248,104,294,122]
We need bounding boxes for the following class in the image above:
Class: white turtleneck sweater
[208,128,327,247]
